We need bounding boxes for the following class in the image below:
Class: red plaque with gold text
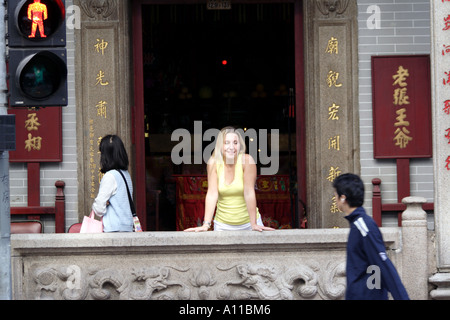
[372,55,432,159]
[8,107,62,162]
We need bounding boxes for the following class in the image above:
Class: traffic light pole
[0,0,12,300]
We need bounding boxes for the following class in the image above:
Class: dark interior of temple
[141,4,297,230]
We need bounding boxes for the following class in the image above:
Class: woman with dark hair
[92,135,134,232]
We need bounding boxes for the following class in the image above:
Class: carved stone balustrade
[11,228,401,300]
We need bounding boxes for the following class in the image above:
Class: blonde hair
[212,126,246,164]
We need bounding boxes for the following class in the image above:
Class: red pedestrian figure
[27,0,48,38]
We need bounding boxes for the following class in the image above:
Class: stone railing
[11,227,402,300]
[11,196,433,300]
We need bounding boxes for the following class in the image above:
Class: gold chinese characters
[324,36,344,214]
[392,66,413,149]
[24,113,42,152]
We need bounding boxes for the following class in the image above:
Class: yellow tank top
[214,154,260,225]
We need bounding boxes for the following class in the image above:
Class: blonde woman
[185,127,275,232]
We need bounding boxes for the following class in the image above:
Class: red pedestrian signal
[7,0,67,107]
[27,0,49,38]
[8,0,65,47]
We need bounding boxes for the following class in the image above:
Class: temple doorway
[133,1,305,230]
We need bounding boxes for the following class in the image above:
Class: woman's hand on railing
[251,224,275,232]
[184,223,210,232]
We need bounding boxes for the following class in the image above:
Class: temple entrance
[133,1,305,230]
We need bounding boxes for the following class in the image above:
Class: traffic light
[7,0,67,107]
[0,115,16,152]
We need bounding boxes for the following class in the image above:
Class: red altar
[175,175,293,230]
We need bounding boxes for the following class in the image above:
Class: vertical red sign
[8,107,62,162]
[372,55,432,159]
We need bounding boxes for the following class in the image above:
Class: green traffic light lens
[19,51,65,100]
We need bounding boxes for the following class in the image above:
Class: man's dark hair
[99,135,129,173]
[332,173,365,208]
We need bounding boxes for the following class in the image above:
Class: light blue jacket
[94,169,134,232]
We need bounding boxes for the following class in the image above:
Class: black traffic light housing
[0,115,16,152]
[7,0,67,107]
[8,48,67,106]
[8,0,66,47]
